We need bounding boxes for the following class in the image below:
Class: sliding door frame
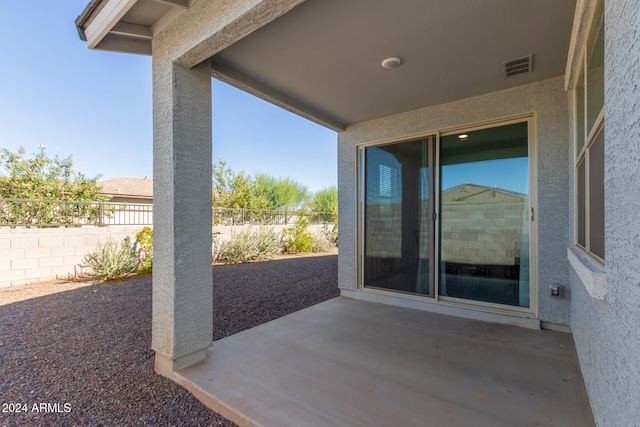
[357,113,538,318]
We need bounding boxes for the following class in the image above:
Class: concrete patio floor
[175,297,594,427]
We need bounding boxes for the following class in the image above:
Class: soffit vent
[503,55,533,77]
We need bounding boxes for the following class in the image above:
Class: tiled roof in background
[98,177,153,199]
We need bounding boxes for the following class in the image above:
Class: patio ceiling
[77,0,577,129]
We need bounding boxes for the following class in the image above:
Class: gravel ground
[0,254,339,427]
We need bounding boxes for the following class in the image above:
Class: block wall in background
[0,226,142,287]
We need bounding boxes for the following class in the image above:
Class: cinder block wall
[1,224,333,288]
[212,224,331,244]
[0,226,142,287]
[441,200,526,266]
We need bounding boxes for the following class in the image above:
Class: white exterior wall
[338,76,572,325]
[0,226,142,287]
[568,1,640,424]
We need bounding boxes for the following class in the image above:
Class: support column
[151,59,213,376]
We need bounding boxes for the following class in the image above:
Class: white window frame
[573,0,605,265]
[568,0,607,301]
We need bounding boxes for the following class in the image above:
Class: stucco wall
[338,76,571,324]
[0,226,142,287]
[150,0,313,371]
[568,1,640,424]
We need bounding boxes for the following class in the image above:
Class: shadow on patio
[176,297,594,427]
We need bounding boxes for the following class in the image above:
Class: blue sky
[0,2,337,193]
[442,158,529,195]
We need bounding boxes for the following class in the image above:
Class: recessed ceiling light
[381,57,402,69]
[458,134,469,140]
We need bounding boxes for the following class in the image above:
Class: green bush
[282,214,314,254]
[79,237,140,280]
[218,227,281,263]
[0,145,108,226]
[135,226,153,273]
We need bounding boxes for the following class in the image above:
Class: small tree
[312,186,338,217]
[212,160,269,210]
[253,173,310,211]
[0,146,105,225]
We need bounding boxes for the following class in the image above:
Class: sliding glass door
[439,122,530,308]
[361,119,533,312]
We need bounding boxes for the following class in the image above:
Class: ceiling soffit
[78,0,577,128]
[212,0,577,127]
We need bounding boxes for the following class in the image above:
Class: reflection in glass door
[363,137,435,297]
[439,122,530,308]
[360,120,532,312]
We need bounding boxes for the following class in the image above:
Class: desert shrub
[319,223,338,247]
[218,227,281,263]
[79,237,140,280]
[282,214,314,254]
[312,232,335,253]
[135,226,153,273]
[212,233,222,262]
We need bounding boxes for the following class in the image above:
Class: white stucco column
[151,59,213,376]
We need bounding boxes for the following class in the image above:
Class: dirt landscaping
[0,254,339,426]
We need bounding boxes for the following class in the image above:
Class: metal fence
[0,199,153,227]
[0,198,335,227]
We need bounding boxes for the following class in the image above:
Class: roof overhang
[76,0,193,55]
[77,0,578,129]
